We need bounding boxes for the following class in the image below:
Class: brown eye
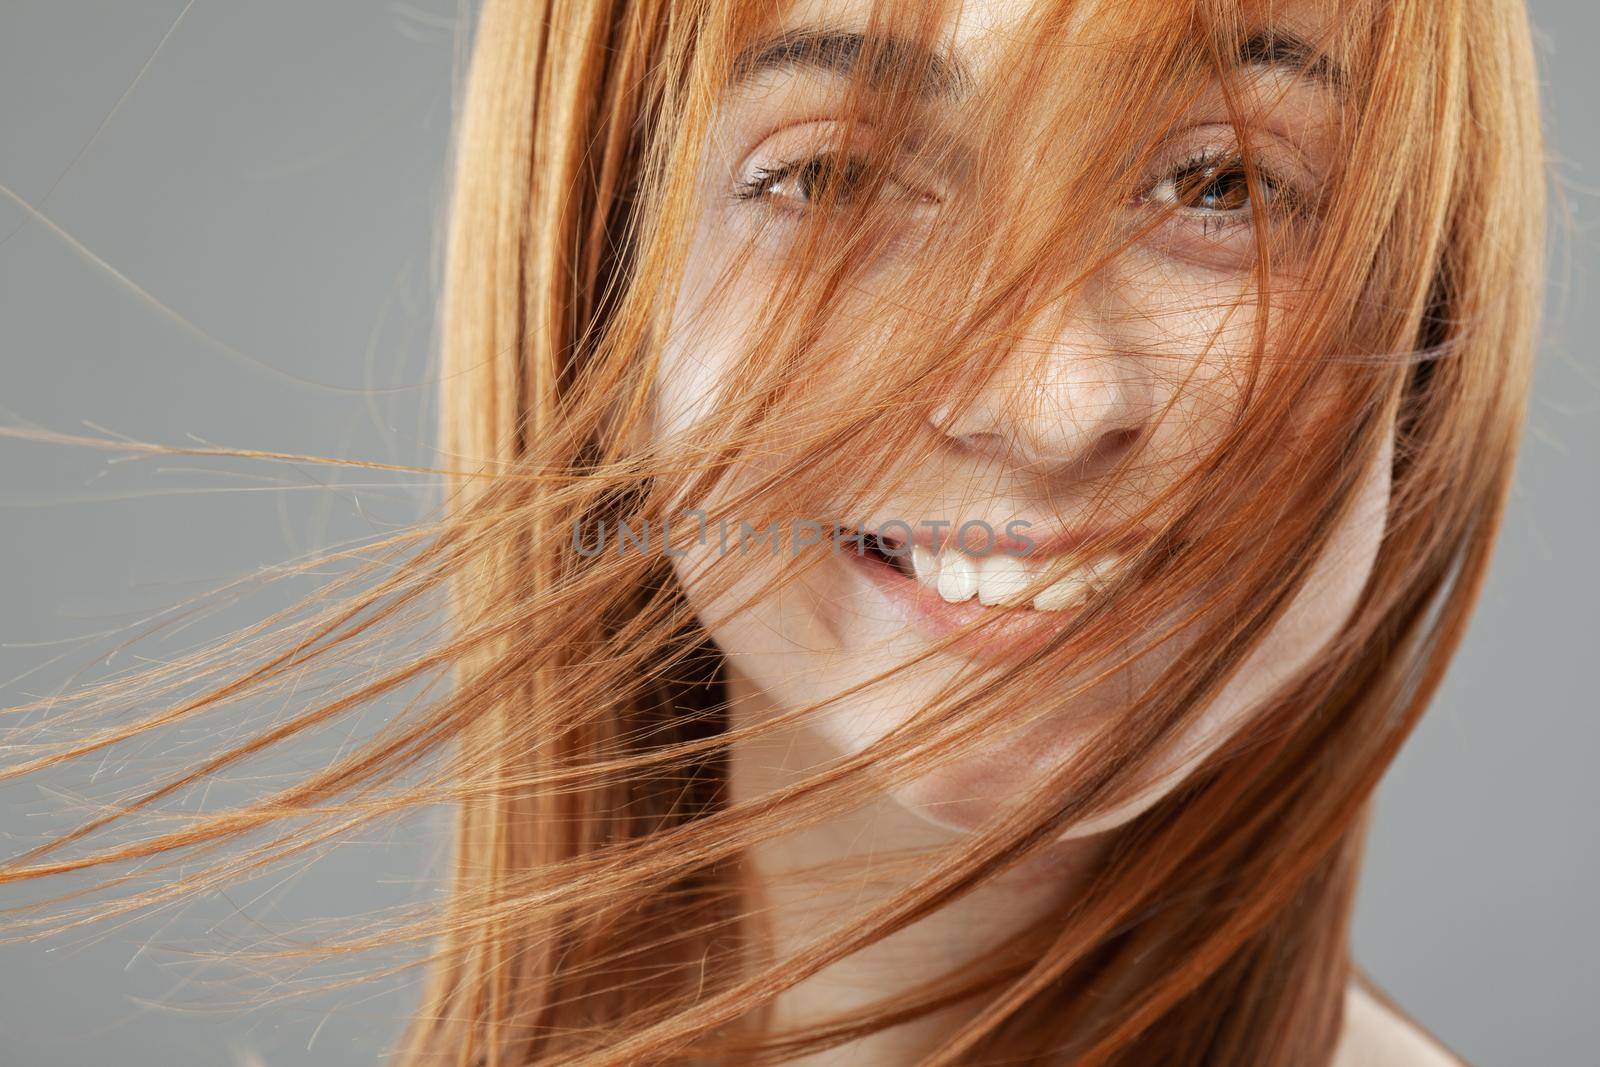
[741,153,874,208]
[1145,154,1282,217]
[737,150,938,217]
[778,155,871,205]
[1172,160,1253,211]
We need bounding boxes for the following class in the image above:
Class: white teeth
[1032,572,1093,612]
[976,552,1032,606]
[901,541,1125,613]
[936,551,978,603]
[1032,554,1122,611]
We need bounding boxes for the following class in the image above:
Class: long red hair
[2,1,1544,1064]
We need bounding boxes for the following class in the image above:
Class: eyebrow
[730,28,969,97]
[729,26,1342,97]
[1237,29,1346,90]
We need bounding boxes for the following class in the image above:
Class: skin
[651,0,1462,1062]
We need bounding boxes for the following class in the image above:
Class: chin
[881,734,1180,842]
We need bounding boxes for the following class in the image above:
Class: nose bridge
[933,296,1154,472]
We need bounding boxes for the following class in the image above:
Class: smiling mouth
[847,526,1126,613]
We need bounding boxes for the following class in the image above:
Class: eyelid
[739,157,938,216]
[733,118,947,208]
[1168,123,1318,185]
[1142,124,1320,211]
[1130,125,1327,271]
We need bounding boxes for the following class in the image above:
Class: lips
[852,525,1126,613]
[840,530,1115,664]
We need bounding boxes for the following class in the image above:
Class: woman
[1,0,1544,1064]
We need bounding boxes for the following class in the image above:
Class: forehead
[751,0,1344,83]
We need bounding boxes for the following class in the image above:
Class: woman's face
[654,0,1388,836]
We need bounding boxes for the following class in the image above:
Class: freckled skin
[650,2,1438,1061]
[658,0,1376,839]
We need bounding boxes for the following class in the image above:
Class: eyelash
[732,153,906,208]
[731,143,1311,240]
[1141,147,1304,231]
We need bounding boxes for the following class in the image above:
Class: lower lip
[841,548,1085,665]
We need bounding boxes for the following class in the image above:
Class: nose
[929,309,1154,476]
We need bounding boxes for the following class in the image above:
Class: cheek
[1220,430,1394,718]
[1063,431,1394,838]
[652,354,721,459]
[1104,256,1266,437]
[652,205,767,442]
[654,309,737,441]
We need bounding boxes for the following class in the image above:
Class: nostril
[1104,427,1143,455]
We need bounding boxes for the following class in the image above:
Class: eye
[738,153,872,208]
[1134,136,1320,269]
[735,151,935,214]
[1144,152,1282,219]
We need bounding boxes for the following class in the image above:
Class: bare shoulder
[1332,979,1469,1067]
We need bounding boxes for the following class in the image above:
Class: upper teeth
[909,544,1121,612]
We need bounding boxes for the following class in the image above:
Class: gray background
[0,2,1594,1064]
